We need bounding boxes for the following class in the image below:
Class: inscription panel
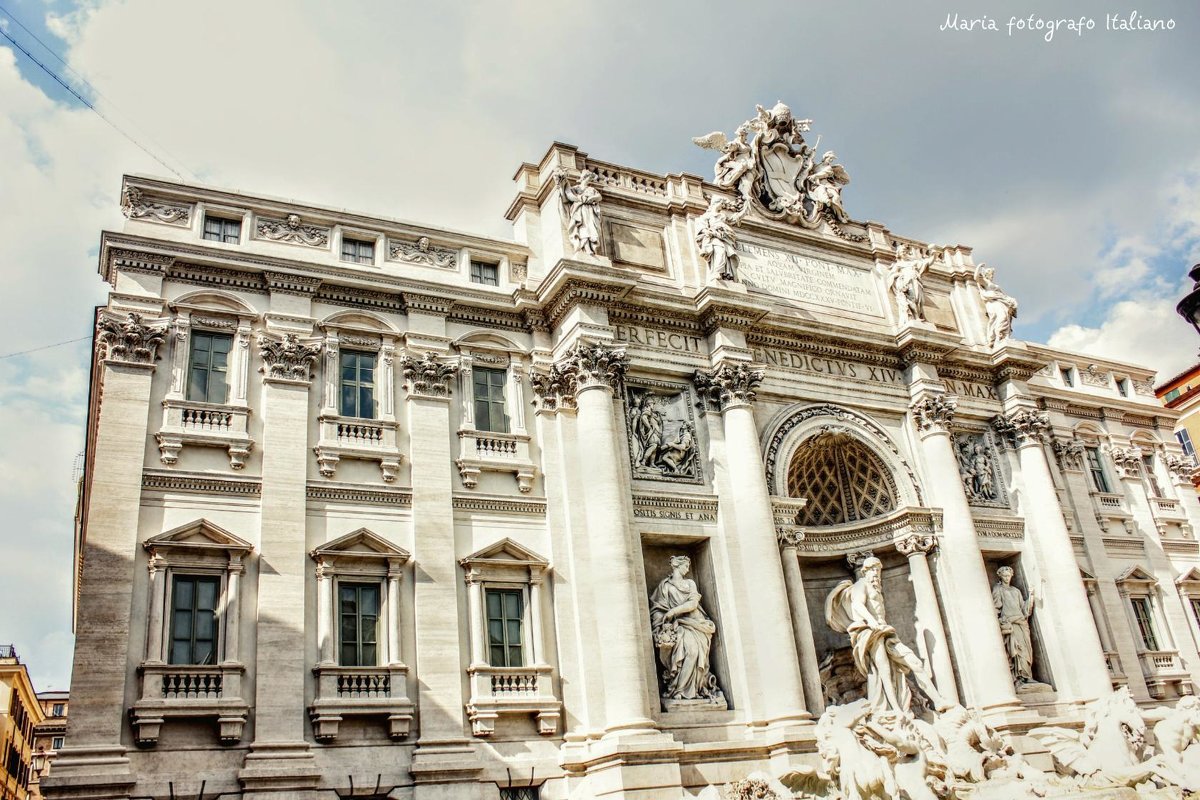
[752,346,904,386]
[736,242,883,317]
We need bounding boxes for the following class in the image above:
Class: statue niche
[647,552,727,712]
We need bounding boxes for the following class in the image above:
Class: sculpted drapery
[992,566,1036,685]
[649,555,722,702]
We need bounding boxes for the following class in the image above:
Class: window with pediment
[130,519,252,748]
[157,295,256,469]
[453,334,536,493]
[786,433,897,527]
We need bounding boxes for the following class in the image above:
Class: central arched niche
[786,428,898,527]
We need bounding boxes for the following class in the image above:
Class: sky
[1,0,1199,693]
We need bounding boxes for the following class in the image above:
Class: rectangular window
[51,736,64,750]
[1178,430,1196,459]
[1143,454,1164,497]
[486,588,524,667]
[187,331,232,404]
[1165,388,1183,402]
[1060,367,1074,387]
[341,237,375,265]
[1117,378,1129,397]
[339,350,375,418]
[1131,597,1159,650]
[1085,446,1111,493]
[1191,598,1200,627]
[169,575,220,665]
[338,582,379,667]
[52,703,64,717]
[202,215,241,244]
[472,367,508,433]
[470,260,499,286]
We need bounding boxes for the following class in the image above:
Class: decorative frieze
[399,351,459,398]
[1052,437,1087,472]
[255,214,329,247]
[625,385,702,484]
[632,493,719,523]
[305,483,412,506]
[388,236,457,268]
[120,187,191,225]
[992,409,1050,447]
[142,470,261,496]
[693,361,764,411]
[1080,364,1110,388]
[1132,378,1156,397]
[97,312,168,365]
[110,248,176,276]
[263,271,322,296]
[910,394,957,435]
[258,333,321,384]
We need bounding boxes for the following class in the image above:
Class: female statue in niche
[649,555,724,704]
[992,565,1037,686]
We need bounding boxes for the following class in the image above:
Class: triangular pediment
[1176,567,1200,586]
[144,519,253,554]
[1078,567,1096,581]
[310,528,410,562]
[1116,565,1157,585]
[459,537,548,569]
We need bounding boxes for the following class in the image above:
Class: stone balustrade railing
[309,663,412,742]
[158,399,253,469]
[456,429,536,493]
[315,415,401,482]
[465,663,559,737]
[131,662,248,747]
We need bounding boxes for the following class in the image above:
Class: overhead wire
[0,4,192,180]
[0,335,91,360]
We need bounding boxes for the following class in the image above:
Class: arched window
[786,431,897,526]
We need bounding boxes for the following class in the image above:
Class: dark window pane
[339,582,381,667]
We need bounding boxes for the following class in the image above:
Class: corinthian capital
[556,341,628,393]
[530,364,579,412]
[258,333,322,384]
[896,533,936,556]
[1106,445,1143,479]
[992,409,1050,448]
[1166,453,1199,482]
[909,394,957,435]
[97,312,168,366]
[400,351,459,398]
[693,361,764,412]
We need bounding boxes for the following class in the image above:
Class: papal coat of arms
[693,102,852,235]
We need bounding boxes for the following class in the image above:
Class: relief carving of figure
[649,555,724,706]
[955,435,998,503]
[826,556,950,718]
[882,243,939,325]
[555,169,602,256]
[629,391,665,468]
[991,566,1038,687]
[975,264,1019,346]
[695,195,740,282]
[628,389,699,480]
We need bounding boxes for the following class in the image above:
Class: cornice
[142,470,261,496]
[448,304,528,332]
[306,482,413,506]
[315,283,404,312]
[747,330,899,368]
[263,271,323,296]
[452,494,547,515]
[537,262,638,327]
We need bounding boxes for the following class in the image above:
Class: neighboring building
[1,647,46,800]
[46,107,1200,800]
[31,693,68,799]
[1157,363,1200,489]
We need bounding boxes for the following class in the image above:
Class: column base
[238,742,319,798]
[560,733,685,800]
[39,746,135,800]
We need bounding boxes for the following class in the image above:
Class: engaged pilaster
[908,392,1019,713]
[694,361,809,726]
[993,407,1111,701]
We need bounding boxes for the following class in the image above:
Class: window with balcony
[202,215,241,244]
[1142,453,1165,498]
[473,367,509,434]
[1086,446,1111,493]
[460,538,559,737]
[187,332,232,404]
[309,529,412,742]
[315,320,402,483]
[341,237,375,265]
[339,350,376,419]
[339,582,380,667]
[1131,596,1159,650]
[470,260,499,286]
[1117,564,1188,698]
[131,519,251,748]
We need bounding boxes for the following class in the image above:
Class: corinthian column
[695,362,808,725]
[895,531,958,705]
[909,394,1020,713]
[776,528,824,716]
[557,342,657,736]
[994,408,1110,701]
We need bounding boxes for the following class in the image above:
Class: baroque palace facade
[46,106,1200,800]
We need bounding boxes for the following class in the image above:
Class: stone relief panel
[387,236,456,268]
[605,219,667,272]
[625,382,702,484]
[952,430,1009,509]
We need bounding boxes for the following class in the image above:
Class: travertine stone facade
[47,122,1200,800]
